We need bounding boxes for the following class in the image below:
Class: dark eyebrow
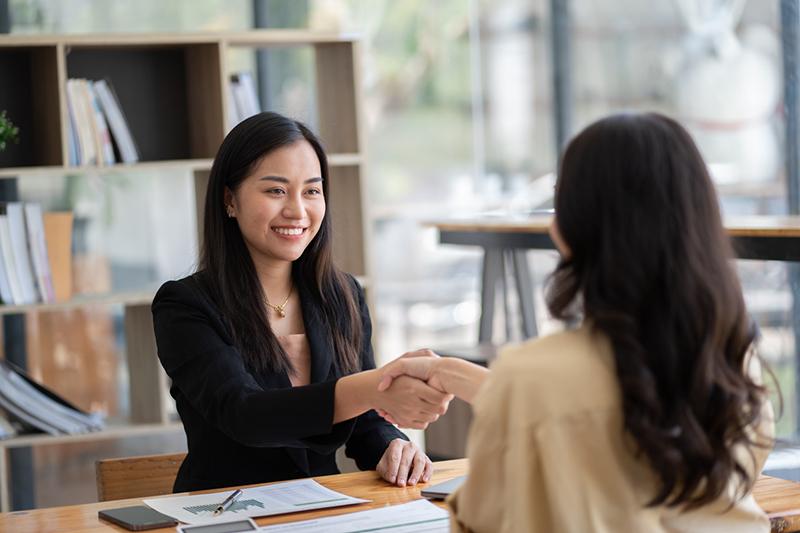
[259,176,323,184]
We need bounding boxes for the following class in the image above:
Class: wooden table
[757,475,800,532]
[1,459,800,532]
[0,460,467,533]
[432,215,800,343]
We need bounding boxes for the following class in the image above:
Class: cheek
[312,202,326,228]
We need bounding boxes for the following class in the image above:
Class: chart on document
[143,479,369,524]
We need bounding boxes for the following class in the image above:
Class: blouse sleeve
[447,356,551,533]
[344,277,408,469]
[152,279,340,448]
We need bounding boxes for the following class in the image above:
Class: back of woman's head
[547,112,769,509]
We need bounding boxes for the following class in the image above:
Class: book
[24,203,55,303]
[42,212,73,302]
[66,79,97,165]
[76,80,102,166]
[0,222,14,305]
[0,215,23,305]
[5,202,39,304]
[88,81,116,165]
[0,360,103,436]
[93,78,139,163]
[230,72,260,123]
[65,91,81,165]
[226,79,239,131]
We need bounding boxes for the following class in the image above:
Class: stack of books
[66,78,140,166]
[0,360,104,438]
[227,72,261,130]
[0,203,71,306]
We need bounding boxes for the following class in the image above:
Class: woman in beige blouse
[380,112,776,532]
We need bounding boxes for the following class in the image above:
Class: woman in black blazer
[152,112,450,493]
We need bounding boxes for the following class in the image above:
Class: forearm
[333,369,381,423]
[437,358,490,404]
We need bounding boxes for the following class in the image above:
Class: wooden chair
[96,452,186,501]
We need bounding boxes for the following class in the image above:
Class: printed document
[143,479,369,524]
[257,499,449,532]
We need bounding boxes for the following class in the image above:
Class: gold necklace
[265,285,292,318]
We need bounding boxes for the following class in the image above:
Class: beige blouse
[278,334,311,387]
[448,324,775,533]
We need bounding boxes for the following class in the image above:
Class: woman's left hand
[376,438,433,487]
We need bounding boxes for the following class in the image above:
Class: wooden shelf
[0,31,358,48]
[0,159,214,178]
[0,421,183,448]
[0,290,155,316]
[328,153,362,167]
[0,154,361,178]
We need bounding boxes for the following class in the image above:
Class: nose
[282,192,306,220]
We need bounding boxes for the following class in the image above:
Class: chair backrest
[96,452,186,501]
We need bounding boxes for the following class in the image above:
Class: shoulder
[152,272,218,316]
[478,325,620,421]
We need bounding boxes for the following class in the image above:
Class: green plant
[0,111,19,151]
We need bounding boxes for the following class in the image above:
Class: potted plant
[0,111,19,151]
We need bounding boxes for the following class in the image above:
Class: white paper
[143,479,369,525]
[256,499,449,532]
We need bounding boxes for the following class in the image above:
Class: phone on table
[98,505,178,531]
[177,518,259,533]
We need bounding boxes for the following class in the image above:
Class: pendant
[276,307,286,318]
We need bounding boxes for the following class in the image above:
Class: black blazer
[151,272,406,492]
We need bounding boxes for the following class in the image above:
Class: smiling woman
[151,112,452,493]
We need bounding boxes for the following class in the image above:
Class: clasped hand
[373,349,449,429]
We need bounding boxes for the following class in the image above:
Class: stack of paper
[258,500,450,532]
[144,478,368,525]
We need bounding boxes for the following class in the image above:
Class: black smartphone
[98,505,178,531]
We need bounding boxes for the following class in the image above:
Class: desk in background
[425,215,800,460]
[434,214,800,344]
[1,459,800,533]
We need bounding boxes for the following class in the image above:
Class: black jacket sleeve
[344,278,408,470]
[152,279,339,448]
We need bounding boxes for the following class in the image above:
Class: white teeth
[274,227,304,236]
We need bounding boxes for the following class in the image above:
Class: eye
[305,188,322,196]
[265,188,286,195]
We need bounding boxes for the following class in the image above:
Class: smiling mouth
[272,227,308,236]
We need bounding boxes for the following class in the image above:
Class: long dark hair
[200,112,362,375]
[547,112,772,509]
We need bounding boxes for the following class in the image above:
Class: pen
[212,489,243,516]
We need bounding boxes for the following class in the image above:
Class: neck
[251,256,293,301]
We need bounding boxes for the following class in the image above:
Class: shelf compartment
[65,44,226,162]
[0,46,64,169]
[0,421,183,449]
[0,290,155,316]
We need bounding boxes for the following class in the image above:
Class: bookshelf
[0,31,369,511]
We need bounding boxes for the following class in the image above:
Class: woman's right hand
[373,373,452,430]
[377,355,444,392]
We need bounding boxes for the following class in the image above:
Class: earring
[226,206,235,218]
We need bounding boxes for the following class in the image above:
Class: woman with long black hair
[152,112,450,492]
[380,112,776,531]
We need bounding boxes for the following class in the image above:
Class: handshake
[371,349,487,429]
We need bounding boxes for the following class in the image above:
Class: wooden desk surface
[432,214,800,238]
[0,460,467,533]
[3,459,800,532]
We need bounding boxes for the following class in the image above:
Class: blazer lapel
[299,284,335,383]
